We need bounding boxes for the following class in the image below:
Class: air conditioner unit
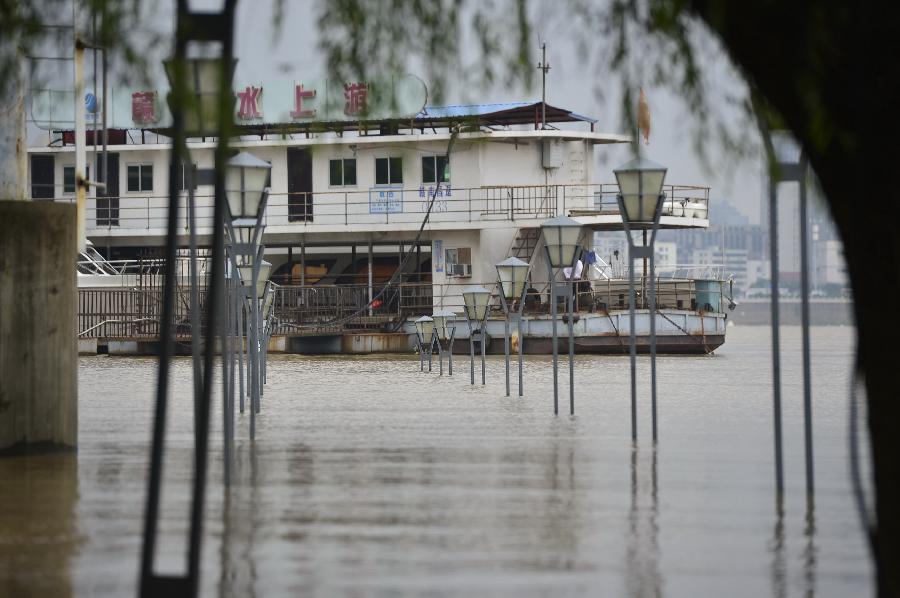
[449,263,472,278]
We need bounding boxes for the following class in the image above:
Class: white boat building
[29,81,725,354]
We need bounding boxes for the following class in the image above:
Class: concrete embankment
[1,201,77,453]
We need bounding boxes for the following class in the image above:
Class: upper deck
[28,101,710,247]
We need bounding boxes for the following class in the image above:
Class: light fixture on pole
[163,57,236,136]
[496,257,531,397]
[540,216,583,415]
[414,315,436,372]
[614,157,667,443]
[462,286,491,385]
[432,309,457,376]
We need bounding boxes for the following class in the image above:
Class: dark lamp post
[415,315,435,372]
[432,309,456,376]
[614,156,668,443]
[540,216,584,415]
[462,286,491,385]
[496,256,531,397]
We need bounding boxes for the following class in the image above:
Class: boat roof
[415,101,598,127]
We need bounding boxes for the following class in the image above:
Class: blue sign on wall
[369,187,403,214]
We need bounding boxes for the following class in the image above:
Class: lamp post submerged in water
[414,315,435,372]
[614,157,667,443]
[224,151,272,443]
[432,309,457,376]
[496,257,531,397]
[142,5,238,593]
[462,286,491,385]
[540,216,583,415]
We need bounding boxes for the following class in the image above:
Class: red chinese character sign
[291,84,316,118]
[343,82,368,117]
[131,91,158,125]
[30,75,427,130]
[236,85,263,120]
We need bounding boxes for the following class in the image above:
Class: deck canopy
[52,101,600,143]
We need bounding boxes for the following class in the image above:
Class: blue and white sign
[369,187,403,214]
[434,239,443,273]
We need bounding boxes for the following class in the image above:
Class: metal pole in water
[550,275,559,415]
[439,337,444,376]
[222,276,232,488]
[649,249,658,442]
[248,297,256,440]
[504,315,510,396]
[517,315,524,396]
[628,248,637,441]
[469,325,475,384]
[799,155,814,506]
[769,177,784,500]
[238,297,245,414]
[480,320,486,386]
[567,280,575,415]
[448,328,454,376]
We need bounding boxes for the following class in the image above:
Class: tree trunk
[691,3,900,596]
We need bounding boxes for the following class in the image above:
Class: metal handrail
[49,181,711,232]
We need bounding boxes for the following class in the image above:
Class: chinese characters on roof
[30,75,426,131]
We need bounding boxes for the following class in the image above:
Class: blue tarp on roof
[415,101,598,124]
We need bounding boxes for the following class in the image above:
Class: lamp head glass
[613,157,667,224]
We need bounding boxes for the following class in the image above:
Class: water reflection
[219,444,260,598]
[625,447,662,598]
[770,505,787,598]
[0,453,79,597]
[803,508,818,598]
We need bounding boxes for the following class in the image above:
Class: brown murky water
[0,326,873,596]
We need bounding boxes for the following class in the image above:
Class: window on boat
[63,165,89,194]
[422,155,449,184]
[445,246,472,278]
[329,158,357,186]
[127,164,154,192]
[177,162,197,192]
[375,157,403,185]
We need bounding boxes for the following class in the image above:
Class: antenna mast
[537,42,550,129]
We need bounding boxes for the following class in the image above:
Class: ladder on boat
[508,227,542,265]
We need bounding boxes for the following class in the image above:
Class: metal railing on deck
[76,276,724,339]
[50,182,710,232]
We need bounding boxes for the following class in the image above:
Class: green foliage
[316,0,534,105]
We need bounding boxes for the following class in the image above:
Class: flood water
[0,325,873,597]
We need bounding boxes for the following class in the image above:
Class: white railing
[50,182,710,233]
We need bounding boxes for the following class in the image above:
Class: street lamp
[462,285,491,385]
[414,315,436,372]
[223,152,272,442]
[614,156,667,443]
[163,57,236,136]
[496,257,531,397]
[540,216,583,415]
[432,309,457,376]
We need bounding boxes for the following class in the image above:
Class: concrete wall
[0,201,78,452]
